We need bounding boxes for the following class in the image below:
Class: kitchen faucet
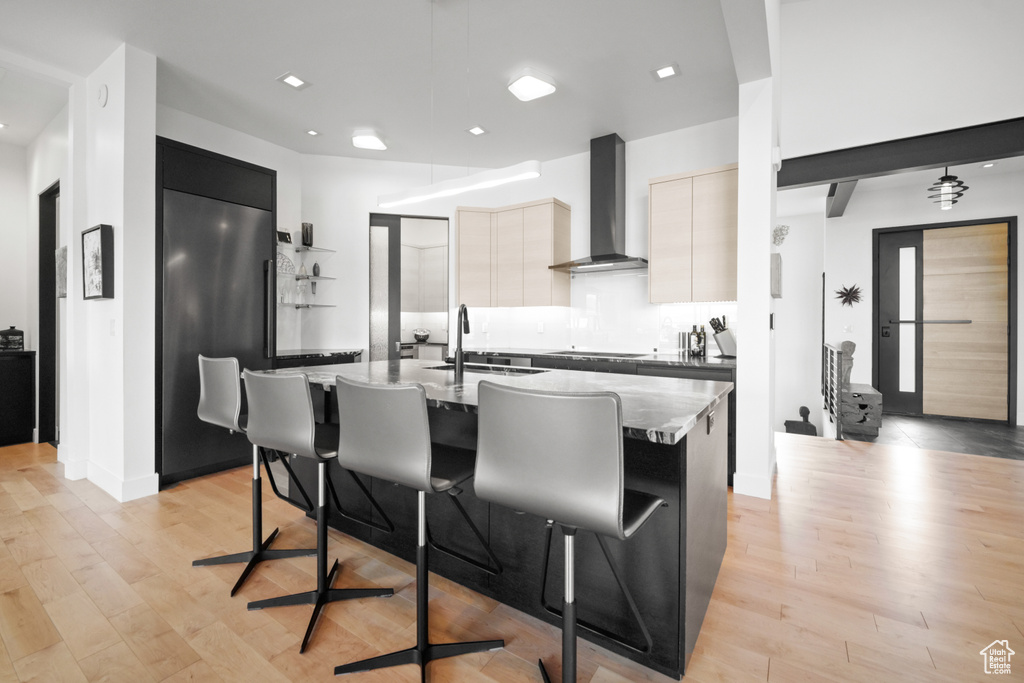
[455,304,470,384]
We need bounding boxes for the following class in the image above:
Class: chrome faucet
[455,304,470,383]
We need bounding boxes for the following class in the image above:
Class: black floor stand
[193,447,316,596]
[539,527,576,683]
[335,490,504,679]
[247,460,393,653]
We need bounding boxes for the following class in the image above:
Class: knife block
[713,329,737,357]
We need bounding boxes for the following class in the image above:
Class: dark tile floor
[846,413,1024,461]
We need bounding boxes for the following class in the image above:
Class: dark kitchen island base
[281,404,727,679]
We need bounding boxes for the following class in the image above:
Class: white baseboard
[87,462,159,503]
[57,444,89,480]
[121,472,159,502]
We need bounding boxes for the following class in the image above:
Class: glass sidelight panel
[898,246,916,392]
[369,225,389,361]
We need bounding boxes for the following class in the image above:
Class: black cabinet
[0,352,35,446]
[639,365,736,486]
[531,356,638,374]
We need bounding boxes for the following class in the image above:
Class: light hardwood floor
[0,435,1021,682]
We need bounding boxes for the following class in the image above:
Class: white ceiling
[0,0,739,166]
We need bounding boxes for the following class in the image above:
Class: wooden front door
[922,223,1009,420]
[874,220,1014,422]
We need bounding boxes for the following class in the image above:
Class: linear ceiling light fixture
[352,129,387,150]
[927,167,968,210]
[378,160,541,208]
[508,68,556,101]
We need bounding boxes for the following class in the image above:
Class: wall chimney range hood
[550,133,648,273]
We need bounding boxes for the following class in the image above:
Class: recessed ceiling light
[982,162,996,168]
[653,63,679,80]
[508,68,556,102]
[467,126,487,136]
[306,130,319,136]
[0,123,6,129]
[276,72,311,90]
[352,130,387,151]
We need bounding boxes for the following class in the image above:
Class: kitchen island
[268,359,731,678]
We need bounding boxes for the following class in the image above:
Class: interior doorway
[873,218,1017,425]
[38,182,60,445]
[368,213,449,362]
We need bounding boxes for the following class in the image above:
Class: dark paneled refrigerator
[157,138,276,485]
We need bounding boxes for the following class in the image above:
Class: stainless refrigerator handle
[888,319,972,324]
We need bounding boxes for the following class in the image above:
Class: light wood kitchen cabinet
[456,198,570,307]
[495,208,524,306]
[648,164,737,303]
[523,200,571,306]
[649,174,694,303]
[456,209,494,307]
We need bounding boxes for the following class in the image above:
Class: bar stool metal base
[247,460,393,653]
[538,527,577,683]
[335,492,503,679]
[192,453,316,597]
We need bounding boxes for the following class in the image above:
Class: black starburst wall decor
[835,284,862,307]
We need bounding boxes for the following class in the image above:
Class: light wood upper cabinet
[649,174,693,304]
[495,208,524,307]
[523,200,571,307]
[456,209,494,307]
[692,169,738,302]
[648,164,737,303]
[456,198,571,308]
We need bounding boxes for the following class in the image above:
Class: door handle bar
[888,319,972,324]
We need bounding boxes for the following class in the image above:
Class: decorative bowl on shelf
[276,251,295,274]
[413,328,430,342]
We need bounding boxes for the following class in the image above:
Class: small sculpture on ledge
[841,340,855,390]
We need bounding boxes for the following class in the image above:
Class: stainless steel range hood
[549,133,648,273]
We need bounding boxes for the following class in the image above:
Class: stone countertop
[461,347,737,370]
[265,359,732,446]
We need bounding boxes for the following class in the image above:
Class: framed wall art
[82,224,114,300]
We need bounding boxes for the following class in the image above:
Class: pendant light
[927,167,968,210]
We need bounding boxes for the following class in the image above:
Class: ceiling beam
[825,180,857,218]
[778,116,1024,189]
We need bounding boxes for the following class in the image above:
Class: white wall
[25,105,70,450]
[780,0,1024,158]
[80,44,159,501]
[824,168,1024,425]
[0,142,28,340]
[772,212,824,432]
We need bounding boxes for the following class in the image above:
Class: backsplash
[454,270,738,355]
